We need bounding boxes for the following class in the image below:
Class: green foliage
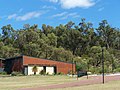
[57,72,64,75]
[0,72,7,75]
[51,47,73,62]
[0,45,19,58]
[46,72,49,75]
[11,71,23,76]
[40,70,46,75]
[0,20,120,74]
[114,68,120,73]
[32,66,38,75]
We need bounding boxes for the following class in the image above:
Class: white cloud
[60,0,95,9]
[16,11,41,21]
[52,12,67,17]
[42,5,57,10]
[7,14,17,20]
[18,8,23,13]
[7,9,23,20]
[49,0,96,9]
[7,11,42,21]
[98,7,104,11]
[49,0,58,3]
[52,12,80,20]
[60,12,80,20]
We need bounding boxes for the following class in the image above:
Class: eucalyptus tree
[97,20,117,49]
[51,47,73,62]
[1,24,16,45]
[78,18,97,55]
[42,24,54,36]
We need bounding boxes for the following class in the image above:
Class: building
[3,55,76,75]
[0,58,4,72]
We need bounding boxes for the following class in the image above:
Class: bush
[76,63,87,71]
[89,66,112,74]
[40,70,46,75]
[57,72,64,75]
[11,71,23,76]
[89,67,102,74]
[68,70,76,75]
[52,73,56,75]
[0,72,7,75]
[46,72,49,75]
[114,68,120,73]
[32,66,38,75]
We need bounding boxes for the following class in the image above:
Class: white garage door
[27,66,43,75]
[46,67,54,75]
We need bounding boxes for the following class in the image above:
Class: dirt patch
[20,75,120,90]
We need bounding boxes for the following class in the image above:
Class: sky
[0,0,120,31]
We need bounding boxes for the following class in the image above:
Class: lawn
[55,80,120,90]
[0,75,120,90]
[0,75,78,90]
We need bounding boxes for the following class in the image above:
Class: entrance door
[43,66,46,72]
[54,66,57,74]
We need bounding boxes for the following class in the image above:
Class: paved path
[20,75,120,90]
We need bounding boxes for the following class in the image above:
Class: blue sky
[0,0,120,30]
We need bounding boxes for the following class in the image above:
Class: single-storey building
[0,58,4,72]
[2,55,76,75]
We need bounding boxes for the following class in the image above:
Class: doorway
[43,66,46,72]
[54,66,57,74]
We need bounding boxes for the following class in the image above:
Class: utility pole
[74,61,78,80]
[102,48,104,84]
[72,58,73,77]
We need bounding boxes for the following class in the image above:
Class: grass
[54,80,120,90]
[0,75,120,90]
[0,75,78,90]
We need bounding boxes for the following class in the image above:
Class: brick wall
[23,56,76,74]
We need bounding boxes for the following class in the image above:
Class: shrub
[40,70,45,75]
[52,73,56,75]
[76,63,87,71]
[89,67,102,74]
[114,68,120,73]
[68,70,76,75]
[89,66,112,74]
[11,71,23,76]
[0,72,7,75]
[32,66,38,75]
[57,72,64,75]
[46,72,49,75]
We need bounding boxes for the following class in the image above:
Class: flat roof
[5,55,23,60]
[5,55,74,64]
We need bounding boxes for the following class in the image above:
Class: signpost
[72,58,73,77]
[102,48,104,84]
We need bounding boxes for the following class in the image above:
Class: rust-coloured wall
[4,56,23,74]
[0,60,3,68]
[23,56,76,74]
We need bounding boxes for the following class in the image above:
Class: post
[102,48,104,84]
[87,62,89,79]
[87,72,88,79]
[74,61,78,80]
[72,58,73,77]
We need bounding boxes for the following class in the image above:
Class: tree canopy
[0,19,120,73]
